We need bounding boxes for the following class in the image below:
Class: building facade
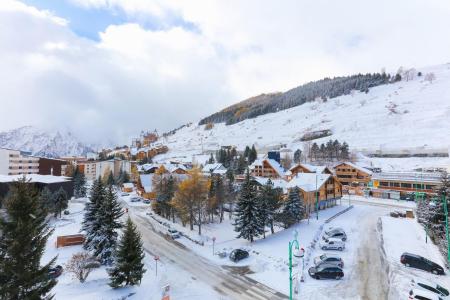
[334,162,373,186]
[0,148,39,175]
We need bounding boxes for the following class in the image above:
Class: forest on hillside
[199,72,393,126]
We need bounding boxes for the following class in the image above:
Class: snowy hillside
[158,64,450,163]
[0,126,96,157]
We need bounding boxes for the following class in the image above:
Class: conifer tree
[73,166,87,198]
[122,171,130,183]
[281,187,305,228]
[39,186,54,214]
[53,187,68,218]
[108,217,146,288]
[248,145,257,164]
[226,169,236,219]
[0,178,57,299]
[82,178,105,252]
[208,153,215,164]
[244,146,250,158]
[95,186,123,265]
[260,179,282,234]
[234,170,264,242]
[107,170,115,187]
[293,149,302,164]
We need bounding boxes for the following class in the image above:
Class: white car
[409,288,444,300]
[130,197,141,202]
[168,228,181,239]
[319,238,345,251]
[410,278,449,297]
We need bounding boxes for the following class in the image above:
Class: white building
[0,148,39,175]
[82,159,131,181]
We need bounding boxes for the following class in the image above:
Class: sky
[1,0,450,145]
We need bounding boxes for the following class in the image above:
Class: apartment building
[0,148,40,175]
[81,159,131,181]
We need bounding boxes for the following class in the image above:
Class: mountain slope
[158,64,450,163]
[0,126,95,157]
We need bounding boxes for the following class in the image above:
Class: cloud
[1,0,450,144]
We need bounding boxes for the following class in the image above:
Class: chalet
[287,173,342,213]
[334,162,372,187]
[140,163,188,175]
[253,171,342,217]
[287,163,333,180]
[202,163,227,176]
[137,173,188,200]
[250,158,285,179]
[370,171,442,199]
[122,182,134,193]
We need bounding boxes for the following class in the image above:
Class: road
[123,202,288,300]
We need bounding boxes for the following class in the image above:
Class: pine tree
[281,187,305,228]
[244,146,250,158]
[215,176,225,223]
[234,170,264,242]
[53,187,68,218]
[108,217,146,288]
[226,168,236,219]
[293,149,302,164]
[208,153,215,164]
[260,179,282,234]
[237,155,247,174]
[39,187,54,214]
[95,186,124,265]
[107,170,115,187]
[340,142,350,160]
[249,145,257,164]
[0,178,57,299]
[122,171,130,183]
[82,178,105,252]
[74,168,87,198]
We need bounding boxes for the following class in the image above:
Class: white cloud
[1,0,450,144]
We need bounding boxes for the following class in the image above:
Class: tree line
[208,144,257,174]
[200,72,392,125]
[309,139,349,162]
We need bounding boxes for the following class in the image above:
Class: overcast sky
[1,0,450,144]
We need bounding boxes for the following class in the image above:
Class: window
[380,181,389,187]
[426,185,434,190]
[401,183,412,188]
[389,182,400,187]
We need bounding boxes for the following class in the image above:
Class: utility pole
[315,173,319,220]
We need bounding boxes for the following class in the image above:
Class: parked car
[308,264,344,280]
[120,192,130,197]
[48,265,63,279]
[320,238,345,251]
[143,199,151,204]
[409,288,444,300]
[410,278,449,297]
[130,197,141,202]
[324,227,344,235]
[322,229,347,242]
[400,252,445,275]
[229,249,249,262]
[314,254,344,268]
[168,228,180,239]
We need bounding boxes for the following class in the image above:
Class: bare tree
[425,72,436,83]
[65,252,100,283]
[404,68,416,81]
[281,153,293,169]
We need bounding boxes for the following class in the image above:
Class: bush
[205,122,214,130]
[65,252,100,283]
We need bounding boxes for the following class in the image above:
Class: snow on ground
[42,199,221,300]
[382,215,450,299]
[156,63,450,167]
[137,199,392,299]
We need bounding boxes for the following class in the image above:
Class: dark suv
[229,249,249,262]
[401,252,445,275]
[308,263,344,280]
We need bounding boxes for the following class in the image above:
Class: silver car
[314,254,344,268]
[323,229,347,242]
[319,238,345,251]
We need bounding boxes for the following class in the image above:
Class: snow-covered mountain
[0,126,96,157]
[157,64,450,163]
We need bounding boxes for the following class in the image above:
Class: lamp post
[212,237,216,256]
[289,230,300,300]
[154,255,160,277]
[442,194,450,265]
[315,173,319,220]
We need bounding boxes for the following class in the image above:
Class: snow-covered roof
[139,174,154,193]
[290,163,329,174]
[0,174,71,184]
[334,162,373,175]
[250,158,285,177]
[253,176,287,190]
[286,173,331,192]
[372,172,442,184]
[202,163,226,174]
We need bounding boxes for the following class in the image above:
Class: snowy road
[124,203,288,300]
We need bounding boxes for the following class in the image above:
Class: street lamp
[442,194,450,264]
[154,255,160,277]
[315,173,319,220]
[289,230,300,300]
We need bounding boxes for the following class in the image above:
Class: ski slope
[157,64,450,164]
